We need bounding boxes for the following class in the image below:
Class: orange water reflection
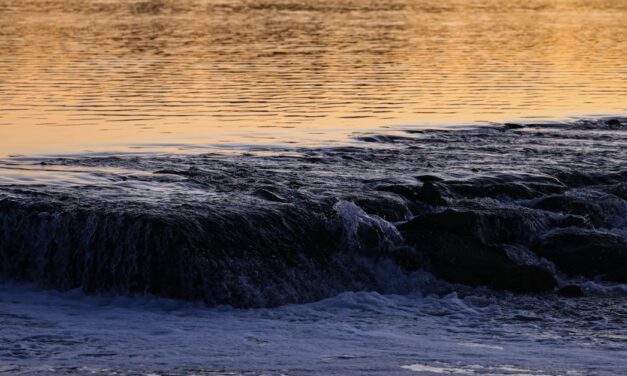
[0,0,625,156]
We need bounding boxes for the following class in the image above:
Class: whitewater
[1,283,626,375]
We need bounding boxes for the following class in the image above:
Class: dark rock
[2,118,625,307]
[445,175,565,200]
[252,188,286,202]
[349,194,412,222]
[449,182,535,199]
[399,208,555,292]
[605,118,623,128]
[533,195,605,227]
[504,123,525,130]
[415,181,447,206]
[605,183,627,201]
[356,135,414,143]
[390,246,423,272]
[375,183,420,201]
[0,200,376,308]
[558,285,584,298]
[415,175,444,183]
[531,229,627,283]
[400,208,546,246]
[548,214,590,229]
[493,265,556,293]
[513,315,543,322]
[554,170,627,188]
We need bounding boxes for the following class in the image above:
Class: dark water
[0,0,626,155]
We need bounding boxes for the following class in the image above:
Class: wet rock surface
[558,284,585,298]
[398,209,556,292]
[0,118,625,306]
[532,229,627,283]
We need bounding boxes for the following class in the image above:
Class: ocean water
[0,0,625,155]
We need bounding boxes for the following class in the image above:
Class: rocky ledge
[0,117,625,306]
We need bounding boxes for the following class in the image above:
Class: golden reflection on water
[0,0,625,155]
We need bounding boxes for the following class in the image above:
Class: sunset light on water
[0,0,624,155]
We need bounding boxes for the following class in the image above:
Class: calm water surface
[0,0,625,155]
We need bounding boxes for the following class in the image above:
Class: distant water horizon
[1,0,625,156]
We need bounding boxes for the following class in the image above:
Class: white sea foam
[1,284,625,375]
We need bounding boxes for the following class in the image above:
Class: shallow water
[1,0,626,155]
